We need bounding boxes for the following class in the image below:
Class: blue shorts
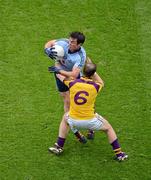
[54,73,69,92]
[54,73,80,92]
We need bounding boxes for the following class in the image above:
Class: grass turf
[0,0,151,179]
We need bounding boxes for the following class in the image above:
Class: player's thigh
[95,113,110,130]
[67,117,90,130]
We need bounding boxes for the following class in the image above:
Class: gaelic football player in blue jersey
[45,32,94,141]
[48,62,128,162]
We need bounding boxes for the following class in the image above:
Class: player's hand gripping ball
[45,44,65,61]
[53,45,64,60]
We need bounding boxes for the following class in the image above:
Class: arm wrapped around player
[48,66,62,74]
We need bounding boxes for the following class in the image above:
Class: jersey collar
[68,47,81,54]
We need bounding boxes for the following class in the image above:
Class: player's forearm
[56,74,66,82]
[59,70,78,79]
[92,72,104,86]
[86,57,93,63]
[45,40,56,48]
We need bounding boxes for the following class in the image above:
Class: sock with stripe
[57,137,66,148]
[74,131,83,139]
[111,139,123,157]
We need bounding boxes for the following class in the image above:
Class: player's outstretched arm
[92,72,104,87]
[48,65,80,79]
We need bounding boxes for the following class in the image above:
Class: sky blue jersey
[54,39,86,72]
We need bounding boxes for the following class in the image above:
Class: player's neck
[68,47,81,54]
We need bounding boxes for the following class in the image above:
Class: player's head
[83,63,97,78]
[69,31,85,44]
[69,31,85,52]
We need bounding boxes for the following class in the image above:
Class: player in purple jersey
[48,62,128,162]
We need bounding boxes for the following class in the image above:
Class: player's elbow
[44,40,56,48]
[98,80,104,87]
[44,42,50,48]
[101,81,104,87]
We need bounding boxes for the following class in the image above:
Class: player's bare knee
[63,112,68,120]
[101,119,112,131]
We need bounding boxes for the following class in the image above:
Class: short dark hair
[69,31,85,44]
[83,63,97,77]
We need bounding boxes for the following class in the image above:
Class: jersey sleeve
[97,83,103,92]
[63,80,70,87]
[63,79,74,87]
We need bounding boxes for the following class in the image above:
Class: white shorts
[66,113,105,133]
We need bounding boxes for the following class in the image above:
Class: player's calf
[74,131,87,144]
[87,130,95,140]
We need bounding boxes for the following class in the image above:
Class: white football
[53,44,64,60]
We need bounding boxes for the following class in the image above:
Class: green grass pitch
[0,0,151,179]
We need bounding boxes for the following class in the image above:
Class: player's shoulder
[80,46,86,52]
[55,38,69,50]
[78,46,86,58]
[81,77,103,92]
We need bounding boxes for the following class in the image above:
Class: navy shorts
[54,73,80,92]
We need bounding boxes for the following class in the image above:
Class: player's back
[68,77,102,120]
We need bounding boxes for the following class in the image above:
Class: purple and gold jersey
[64,77,103,120]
